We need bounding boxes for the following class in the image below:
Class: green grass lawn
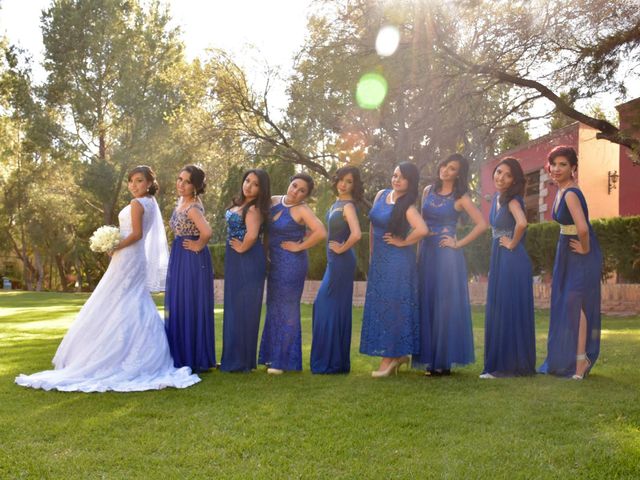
[1,291,639,479]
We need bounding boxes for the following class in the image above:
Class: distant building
[480,99,640,223]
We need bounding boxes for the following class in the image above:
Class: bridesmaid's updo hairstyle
[388,161,419,238]
[290,172,315,197]
[232,168,272,226]
[494,157,526,206]
[435,153,470,199]
[547,145,578,170]
[128,165,159,195]
[180,164,207,196]
[332,165,364,203]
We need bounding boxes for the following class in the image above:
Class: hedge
[209,216,640,283]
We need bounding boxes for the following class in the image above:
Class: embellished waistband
[492,228,512,239]
[560,224,578,235]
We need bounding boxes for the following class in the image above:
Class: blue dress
[413,188,475,370]
[258,200,308,371]
[220,209,266,372]
[360,190,419,357]
[165,202,216,372]
[311,200,356,374]
[483,195,536,376]
[539,187,602,377]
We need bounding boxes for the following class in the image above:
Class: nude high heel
[371,360,400,378]
[572,353,591,380]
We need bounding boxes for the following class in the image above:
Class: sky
[0,0,638,136]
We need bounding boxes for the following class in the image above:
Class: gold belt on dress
[560,224,578,235]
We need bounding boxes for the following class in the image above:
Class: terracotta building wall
[616,99,640,216]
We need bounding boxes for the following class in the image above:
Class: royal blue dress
[413,188,475,371]
[539,187,602,377]
[360,190,419,358]
[258,199,308,371]
[482,195,536,377]
[311,200,356,374]
[165,202,216,373]
[220,209,266,372]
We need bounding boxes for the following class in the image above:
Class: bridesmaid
[258,173,326,374]
[413,153,487,376]
[480,157,536,378]
[220,169,271,372]
[360,162,428,378]
[164,165,216,373]
[311,166,363,374]
[539,146,602,379]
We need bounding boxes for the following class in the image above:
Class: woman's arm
[329,203,362,254]
[564,191,590,254]
[281,205,327,252]
[183,205,213,252]
[440,194,488,249]
[383,205,428,247]
[500,198,528,250]
[230,206,262,253]
[112,200,144,252]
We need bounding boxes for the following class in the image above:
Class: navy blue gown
[311,200,356,374]
[482,195,536,377]
[413,188,475,371]
[220,209,266,372]
[165,202,216,372]
[540,187,602,377]
[360,190,419,358]
[258,199,308,371]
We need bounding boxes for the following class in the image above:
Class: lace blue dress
[311,200,356,374]
[539,187,602,377]
[258,199,308,371]
[360,190,419,358]
[483,195,536,377]
[220,209,266,372]
[165,202,216,373]
[413,188,475,371]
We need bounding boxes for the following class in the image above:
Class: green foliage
[209,244,226,279]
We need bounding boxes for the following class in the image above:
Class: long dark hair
[332,165,364,203]
[388,162,419,238]
[434,153,469,199]
[128,165,159,195]
[493,157,526,205]
[231,169,271,226]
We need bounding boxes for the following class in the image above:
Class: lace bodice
[422,187,460,237]
[170,202,204,236]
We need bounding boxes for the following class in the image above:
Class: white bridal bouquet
[89,226,121,253]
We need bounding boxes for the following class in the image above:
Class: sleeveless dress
[165,202,216,373]
[539,187,602,377]
[311,200,356,374]
[360,190,419,357]
[258,199,308,371]
[413,188,475,371]
[15,196,201,392]
[482,195,536,376]
[220,209,267,372]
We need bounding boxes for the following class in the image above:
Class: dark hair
[231,169,271,227]
[180,164,206,195]
[290,173,315,197]
[127,165,159,195]
[547,145,578,170]
[493,157,526,205]
[332,165,364,202]
[434,153,469,199]
[388,162,420,238]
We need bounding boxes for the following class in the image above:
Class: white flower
[89,226,121,253]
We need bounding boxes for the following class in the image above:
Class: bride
[15,166,201,392]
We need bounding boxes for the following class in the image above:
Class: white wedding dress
[15,196,201,392]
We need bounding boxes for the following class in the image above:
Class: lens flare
[356,73,388,110]
[375,25,400,57]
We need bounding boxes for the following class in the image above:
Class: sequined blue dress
[360,190,419,358]
[220,209,267,372]
[483,195,536,377]
[539,187,602,377]
[311,200,356,374]
[413,188,475,371]
[258,199,308,371]
[165,202,216,372]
